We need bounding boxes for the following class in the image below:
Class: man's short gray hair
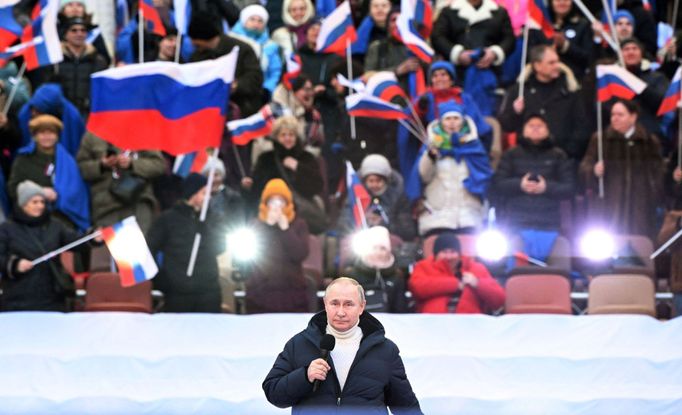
[324,277,365,303]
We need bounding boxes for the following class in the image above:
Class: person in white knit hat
[263,277,422,413]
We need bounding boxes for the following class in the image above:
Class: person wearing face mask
[245,178,311,313]
[579,99,664,238]
[229,5,283,98]
[409,233,505,313]
[147,173,226,313]
[263,277,422,413]
[340,154,416,242]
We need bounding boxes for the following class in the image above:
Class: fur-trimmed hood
[449,0,500,25]
[517,62,579,92]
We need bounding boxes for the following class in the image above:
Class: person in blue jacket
[263,277,423,414]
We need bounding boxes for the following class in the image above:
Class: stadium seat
[84,272,152,313]
[611,235,656,279]
[505,274,572,314]
[507,235,572,278]
[587,274,655,317]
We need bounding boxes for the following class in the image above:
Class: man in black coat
[492,115,576,230]
[147,173,225,313]
[188,11,264,117]
[263,277,423,414]
[498,44,590,162]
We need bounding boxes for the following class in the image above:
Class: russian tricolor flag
[596,64,647,102]
[101,216,158,287]
[18,0,63,71]
[282,52,301,90]
[227,107,274,146]
[365,71,407,102]
[87,48,237,156]
[345,161,370,229]
[401,0,433,38]
[528,0,555,39]
[140,0,166,37]
[395,13,433,63]
[316,1,357,55]
[0,0,22,51]
[657,67,681,116]
[173,150,208,178]
[346,93,409,120]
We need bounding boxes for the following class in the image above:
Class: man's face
[610,102,637,134]
[159,35,177,59]
[523,117,550,143]
[65,24,87,47]
[188,186,207,210]
[435,248,460,272]
[431,69,453,90]
[622,43,642,68]
[615,17,634,40]
[532,49,561,81]
[325,281,365,332]
[306,23,320,47]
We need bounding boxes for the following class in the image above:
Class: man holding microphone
[262,277,422,414]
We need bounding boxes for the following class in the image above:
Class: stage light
[579,229,615,261]
[227,227,258,262]
[476,229,508,262]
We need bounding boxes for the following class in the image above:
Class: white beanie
[17,180,45,207]
[359,154,391,180]
[240,4,269,27]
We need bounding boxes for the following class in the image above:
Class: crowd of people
[0,0,681,316]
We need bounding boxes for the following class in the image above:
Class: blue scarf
[463,66,497,117]
[406,135,492,201]
[18,84,85,158]
[18,142,90,231]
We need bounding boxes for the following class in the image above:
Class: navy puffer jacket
[263,311,423,414]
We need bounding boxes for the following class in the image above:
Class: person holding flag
[0,180,90,311]
[147,173,226,313]
[579,99,664,238]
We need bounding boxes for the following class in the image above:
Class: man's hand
[534,175,547,194]
[43,187,58,202]
[395,57,421,76]
[520,173,536,194]
[277,212,290,231]
[101,154,118,169]
[366,211,383,226]
[673,166,682,183]
[512,97,525,114]
[458,50,473,66]
[266,206,281,226]
[282,156,299,171]
[461,272,478,288]
[553,32,567,50]
[17,259,34,273]
[476,48,496,68]
[307,358,331,384]
[241,177,253,190]
[594,161,604,178]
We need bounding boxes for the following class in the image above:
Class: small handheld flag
[282,52,302,90]
[345,93,410,120]
[528,0,555,39]
[394,13,433,63]
[596,64,647,102]
[365,71,408,102]
[227,107,274,146]
[345,161,370,229]
[657,67,681,116]
[315,1,357,55]
[140,0,166,37]
[101,216,158,287]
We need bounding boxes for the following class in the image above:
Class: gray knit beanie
[17,180,45,207]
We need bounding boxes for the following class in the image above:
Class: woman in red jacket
[409,233,505,313]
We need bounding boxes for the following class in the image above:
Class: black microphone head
[320,334,335,351]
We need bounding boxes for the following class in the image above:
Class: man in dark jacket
[188,11,264,116]
[263,277,422,414]
[147,173,225,312]
[498,44,590,161]
[492,114,576,230]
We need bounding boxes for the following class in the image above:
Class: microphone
[312,334,335,393]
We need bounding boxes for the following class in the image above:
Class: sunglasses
[68,27,87,33]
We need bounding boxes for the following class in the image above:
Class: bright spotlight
[476,229,508,262]
[579,229,615,261]
[227,227,258,262]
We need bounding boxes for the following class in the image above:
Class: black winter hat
[187,12,220,40]
[433,233,461,257]
[182,173,208,200]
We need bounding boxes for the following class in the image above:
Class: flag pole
[138,8,144,63]
[1,62,26,117]
[597,100,604,198]
[678,105,681,169]
[650,227,682,259]
[346,38,356,140]
[174,33,182,63]
[673,0,680,29]
[231,143,247,177]
[186,149,218,276]
[600,0,624,67]
[518,23,530,99]
[31,230,102,266]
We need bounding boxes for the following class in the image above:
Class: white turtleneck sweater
[326,322,363,391]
